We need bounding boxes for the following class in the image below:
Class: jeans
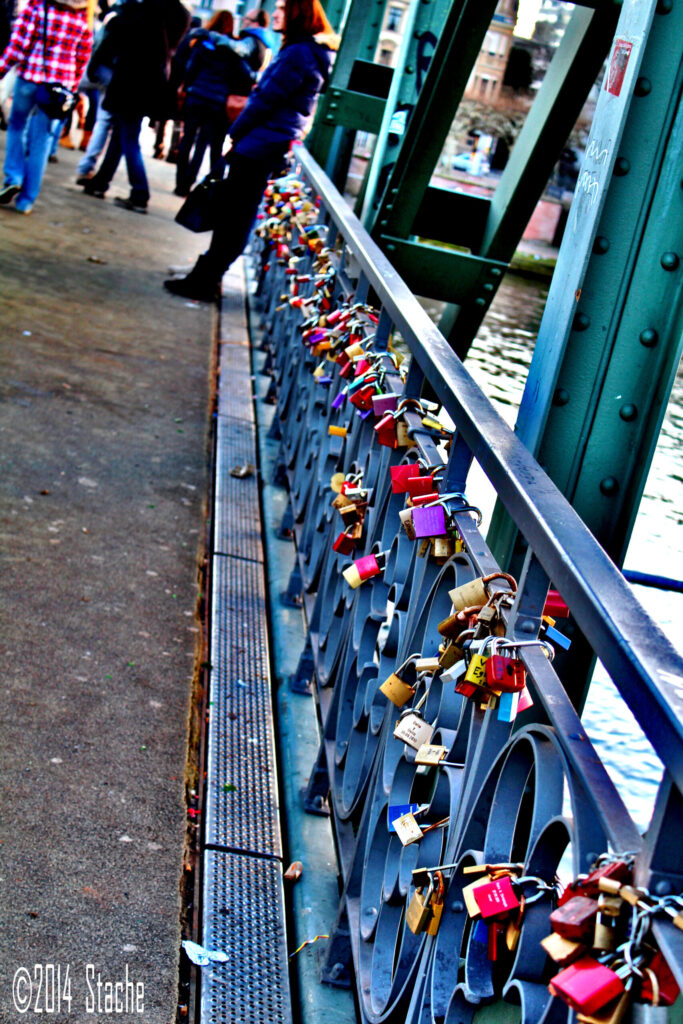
[77,104,112,175]
[90,113,149,204]
[176,96,226,192]
[203,150,288,281]
[3,76,60,206]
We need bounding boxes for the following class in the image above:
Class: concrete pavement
[0,129,213,1022]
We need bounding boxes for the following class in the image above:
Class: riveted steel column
[488,0,682,707]
[359,0,455,230]
[306,0,389,178]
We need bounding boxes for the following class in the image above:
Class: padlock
[485,645,527,692]
[412,504,447,538]
[396,420,417,447]
[640,952,680,1006]
[410,491,441,506]
[390,464,418,492]
[406,876,435,934]
[342,553,383,589]
[544,589,570,618]
[399,508,416,541]
[464,651,490,688]
[574,860,633,899]
[392,811,424,846]
[577,992,632,1024]
[462,876,498,917]
[332,523,362,554]
[541,932,587,967]
[438,642,460,670]
[393,708,434,750]
[372,393,399,417]
[548,957,626,1015]
[472,875,520,919]
[550,896,600,942]
[345,341,364,360]
[448,572,517,612]
[337,503,360,527]
[349,383,377,411]
[517,686,534,713]
[380,659,417,707]
[414,744,448,766]
[593,894,622,952]
[427,871,446,936]
[329,424,347,437]
[375,413,398,448]
[406,474,434,498]
[432,536,455,560]
[330,472,346,493]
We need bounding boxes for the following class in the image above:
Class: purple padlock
[411,504,447,538]
[331,392,347,409]
[372,393,399,417]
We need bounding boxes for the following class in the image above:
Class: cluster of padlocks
[250,166,681,1024]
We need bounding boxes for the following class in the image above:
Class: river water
[423,275,683,833]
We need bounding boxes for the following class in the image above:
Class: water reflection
[421,272,683,831]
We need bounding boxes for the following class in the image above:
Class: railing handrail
[296,143,683,787]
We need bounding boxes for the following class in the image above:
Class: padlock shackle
[395,398,425,418]
[498,639,556,661]
[482,571,518,592]
[514,875,557,904]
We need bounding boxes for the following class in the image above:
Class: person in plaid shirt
[0,0,91,213]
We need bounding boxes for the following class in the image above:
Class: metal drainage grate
[201,850,292,1023]
[206,553,281,857]
[213,416,263,564]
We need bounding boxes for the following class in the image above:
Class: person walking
[0,0,92,213]
[165,0,337,301]
[81,0,189,213]
[173,11,256,197]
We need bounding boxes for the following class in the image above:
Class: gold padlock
[540,932,586,966]
[448,572,517,612]
[414,744,448,766]
[396,420,417,448]
[406,878,434,934]
[330,472,346,494]
[393,709,434,750]
[380,673,415,708]
[431,536,454,560]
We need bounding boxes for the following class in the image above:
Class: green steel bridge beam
[368,0,620,357]
[487,0,683,708]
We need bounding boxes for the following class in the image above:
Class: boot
[59,122,75,149]
[163,255,220,303]
[79,129,92,152]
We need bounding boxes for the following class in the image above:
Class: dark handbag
[35,81,76,119]
[36,0,76,119]
[175,159,226,233]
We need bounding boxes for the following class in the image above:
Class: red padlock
[640,951,681,1006]
[375,414,398,448]
[405,475,434,498]
[333,529,360,555]
[544,589,570,618]
[472,875,520,919]
[410,491,441,506]
[549,896,600,942]
[349,384,377,411]
[354,358,372,376]
[549,957,625,1015]
[339,361,354,379]
[485,647,527,693]
[390,464,418,492]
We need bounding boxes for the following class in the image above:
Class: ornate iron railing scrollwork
[245,150,683,1024]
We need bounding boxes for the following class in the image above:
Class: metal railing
[248,145,683,1024]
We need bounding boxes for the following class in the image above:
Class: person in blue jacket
[165,0,338,302]
[174,11,255,196]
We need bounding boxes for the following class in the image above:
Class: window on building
[479,75,490,97]
[386,4,403,32]
[379,47,394,66]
